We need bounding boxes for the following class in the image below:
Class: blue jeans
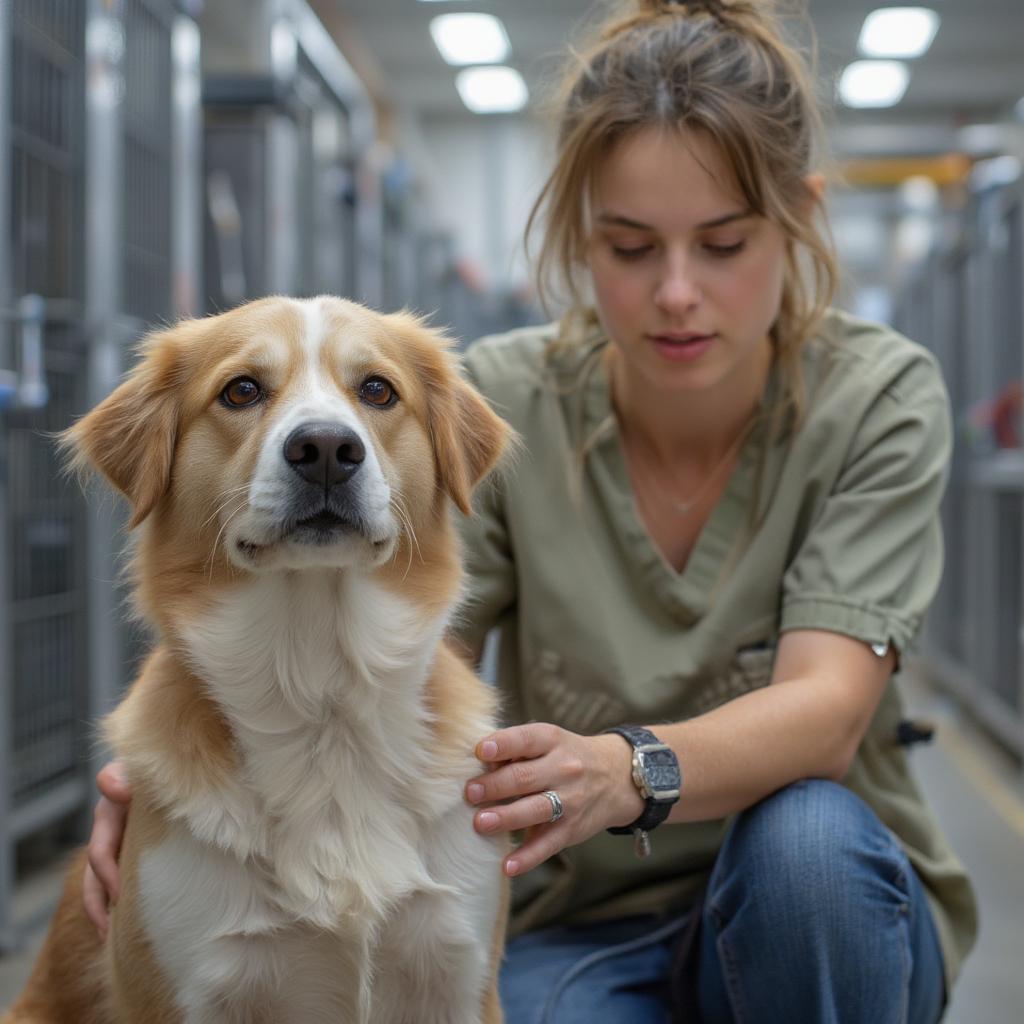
[501,780,946,1023]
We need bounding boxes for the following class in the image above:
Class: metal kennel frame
[0,0,200,950]
[896,173,1024,759]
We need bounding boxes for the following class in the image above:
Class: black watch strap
[603,726,681,852]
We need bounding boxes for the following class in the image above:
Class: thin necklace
[624,413,758,516]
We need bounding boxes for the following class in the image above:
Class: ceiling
[331,0,1024,152]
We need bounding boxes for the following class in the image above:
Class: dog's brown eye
[222,377,262,408]
[359,377,397,409]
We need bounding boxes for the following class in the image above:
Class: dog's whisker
[390,488,421,560]
[206,498,249,580]
[200,485,252,529]
[389,494,420,581]
[386,501,409,572]
[203,482,251,512]
[199,496,249,533]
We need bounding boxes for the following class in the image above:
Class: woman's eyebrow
[697,209,755,230]
[594,209,755,231]
[594,212,653,230]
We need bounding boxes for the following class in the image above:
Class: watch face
[635,748,681,803]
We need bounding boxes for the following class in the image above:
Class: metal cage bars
[896,177,1024,760]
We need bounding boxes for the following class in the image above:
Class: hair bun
[663,0,724,13]
[653,0,755,20]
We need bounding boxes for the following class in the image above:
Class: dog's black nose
[283,422,366,487]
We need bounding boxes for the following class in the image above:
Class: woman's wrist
[594,732,646,828]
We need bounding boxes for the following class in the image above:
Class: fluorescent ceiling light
[430,14,510,66]
[839,61,910,108]
[858,7,939,59]
[456,66,528,114]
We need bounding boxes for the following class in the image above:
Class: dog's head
[66,297,508,591]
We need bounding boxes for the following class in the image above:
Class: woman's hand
[465,723,644,877]
[83,760,133,940]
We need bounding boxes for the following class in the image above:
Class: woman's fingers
[473,794,576,875]
[474,723,560,765]
[467,727,632,876]
[96,760,133,805]
[475,791,565,836]
[84,785,130,939]
[82,861,110,939]
[467,724,565,804]
[466,751,558,805]
[503,823,569,877]
[83,762,134,938]
[87,796,128,908]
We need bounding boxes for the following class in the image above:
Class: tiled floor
[0,670,1021,1020]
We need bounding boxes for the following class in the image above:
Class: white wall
[414,113,554,293]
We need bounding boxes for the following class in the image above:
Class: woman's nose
[654,257,701,312]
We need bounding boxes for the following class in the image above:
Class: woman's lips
[648,332,716,362]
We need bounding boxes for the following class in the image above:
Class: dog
[4,296,510,1024]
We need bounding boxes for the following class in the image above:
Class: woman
[85,1,976,1020]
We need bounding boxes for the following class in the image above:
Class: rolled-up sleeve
[781,373,952,655]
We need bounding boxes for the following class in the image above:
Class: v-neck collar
[580,341,780,624]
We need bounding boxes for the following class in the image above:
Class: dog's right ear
[62,325,186,528]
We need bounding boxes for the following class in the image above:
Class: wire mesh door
[5,329,89,807]
[0,0,90,950]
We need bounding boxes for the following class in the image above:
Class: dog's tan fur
[4,297,509,1023]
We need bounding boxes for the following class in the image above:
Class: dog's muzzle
[277,421,377,542]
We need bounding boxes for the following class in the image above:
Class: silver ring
[541,790,564,823]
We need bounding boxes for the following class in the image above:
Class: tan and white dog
[5,296,510,1024]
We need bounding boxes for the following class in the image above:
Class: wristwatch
[602,725,682,858]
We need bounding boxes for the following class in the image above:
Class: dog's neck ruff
[184,569,442,722]
[179,569,458,924]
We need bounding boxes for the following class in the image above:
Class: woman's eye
[611,245,652,261]
[704,241,746,258]
[359,376,398,408]
[221,377,263,408]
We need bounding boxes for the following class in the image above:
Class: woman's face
[586,127,787,400]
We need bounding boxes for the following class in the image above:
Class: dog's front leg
[372,829,507,1023]
[373,919,496,1024]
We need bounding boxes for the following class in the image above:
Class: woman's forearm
[650,680,847,824]
[644,630,894,824]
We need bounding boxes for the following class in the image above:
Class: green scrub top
[454,308,977,990]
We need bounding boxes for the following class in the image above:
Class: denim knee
[698,781,946,1024]
[708,779,911,930]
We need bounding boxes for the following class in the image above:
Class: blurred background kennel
[0,1,1022,1019]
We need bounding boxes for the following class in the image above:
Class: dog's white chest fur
[138,572,503,1023]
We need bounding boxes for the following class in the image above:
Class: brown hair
[528,0,837,427]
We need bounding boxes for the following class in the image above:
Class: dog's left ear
[399,317,509,514]
[430,370,510,514]
[62,324,187,527]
